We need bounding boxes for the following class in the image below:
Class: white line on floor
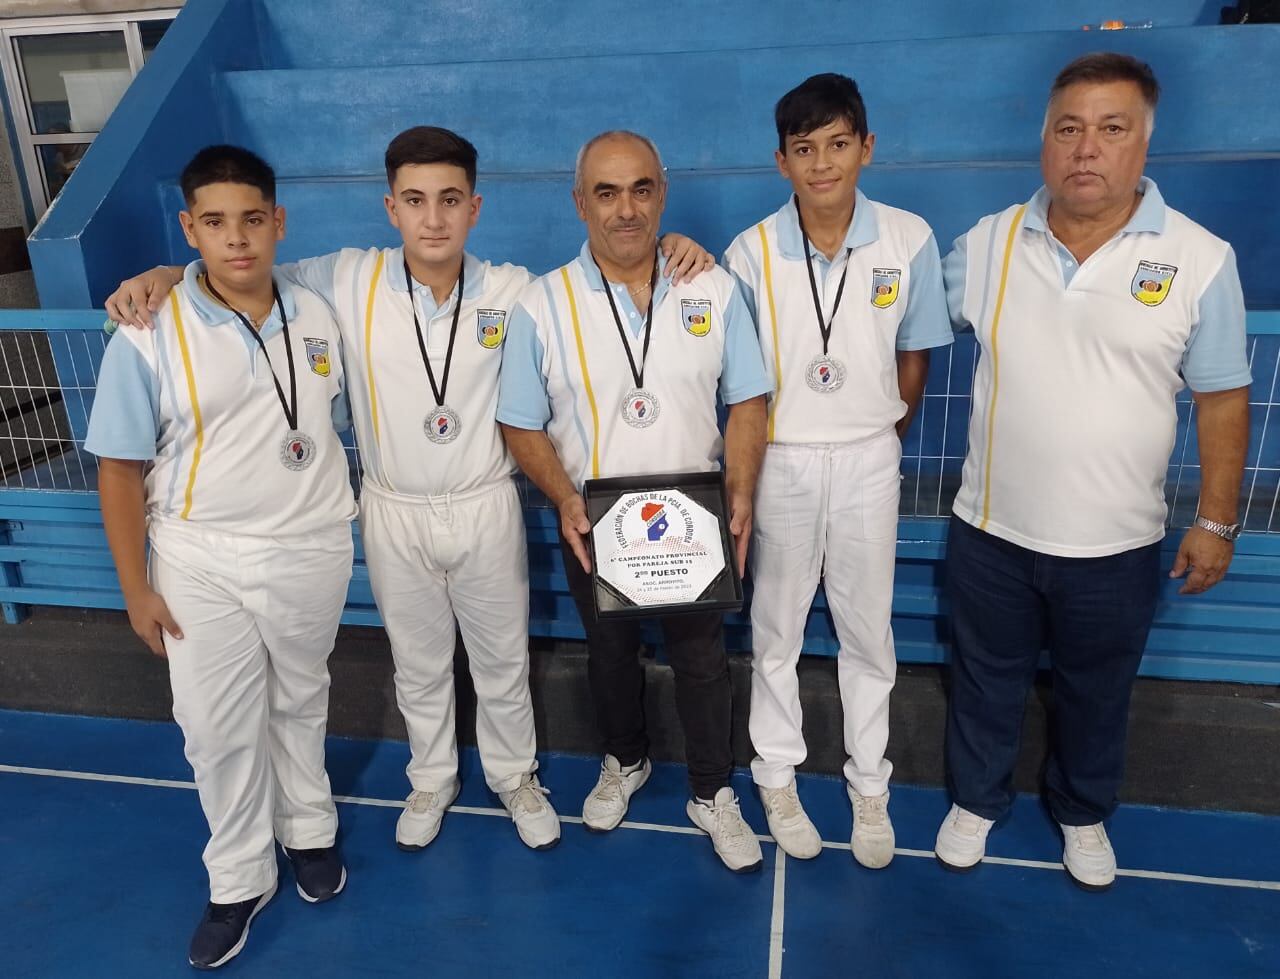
[768,848,787,979]
[6,764,1279,892]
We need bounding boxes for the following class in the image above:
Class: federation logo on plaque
[870,268,901,308]
[304,337,331,376]
[681,299,712,337]
[1131,261,1177,307]
[595,489,725,608]
[477,308,506,348]
[641,501,670,541]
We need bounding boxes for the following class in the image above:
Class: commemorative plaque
[584,470,743,619]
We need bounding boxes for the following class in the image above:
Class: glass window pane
[38,141,90,202]
[140,20,172,62]
[16,32,131,135]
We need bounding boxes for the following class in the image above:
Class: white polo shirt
[724,192,953,444]
[86,262,357,537]
[945,178,1252,558]
[497,242,772,489]
[279,248,532,497]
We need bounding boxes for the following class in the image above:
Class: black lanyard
[204,277,298,431]
[405,257,464,407]
[795,195,853,356]
[595,252,657,389]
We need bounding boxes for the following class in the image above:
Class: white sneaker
[395,783,460,851]
[498,773,561,851]
[934,804,995,871]
[758,781,822,859]
[687,787,764,873]
[848,787,895,869]
[582,755,651,832]
[1060,822,1117,891]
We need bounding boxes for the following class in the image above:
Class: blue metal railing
[3,309,1279,682]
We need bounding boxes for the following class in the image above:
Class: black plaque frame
[583,470,743,619]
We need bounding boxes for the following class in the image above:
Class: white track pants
[748,433,901,796]
[359,478,535,795]
[150,518,352,904]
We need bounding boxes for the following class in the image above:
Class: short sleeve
[84,331,160,460]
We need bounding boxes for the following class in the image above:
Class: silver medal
[620,388,660,428]
[280,431,316,471]
[424,405,462,444]
[805,355,847,393]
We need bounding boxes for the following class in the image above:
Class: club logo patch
[1131,261,1177,307]
[477,308,506,349]
[871,268,901,308]
[681,299,712,337]
[304,337,330,377]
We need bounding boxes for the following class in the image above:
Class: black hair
[179,145,275,206]
[384,126,478,189]
[775,73,868,153]
[1050,53,1160,114]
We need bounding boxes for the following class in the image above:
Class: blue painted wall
[26,2,1280,309]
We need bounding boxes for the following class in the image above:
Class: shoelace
[1071,825,1109,854]
[952,809,989,838]
[707,798,755,852]
[591,767,626,804]
[507,778,549,817]
[406,790,441,814]
[853,793,888,829]
[764,784,803,822]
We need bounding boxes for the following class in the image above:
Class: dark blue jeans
[944,515,1162,826]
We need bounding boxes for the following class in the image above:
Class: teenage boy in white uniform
[724,74,952,868]
[105,128,713,855]
[89,146,355,970]
[498,131,773,874]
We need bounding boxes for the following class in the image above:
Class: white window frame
[0,8,181,228]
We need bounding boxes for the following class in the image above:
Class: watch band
[1194,514,1242,541]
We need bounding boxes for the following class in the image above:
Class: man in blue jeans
[936,53,1251,890]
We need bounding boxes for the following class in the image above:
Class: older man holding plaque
[498,130,771,873]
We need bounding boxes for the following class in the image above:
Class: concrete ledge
[2,606,1277,814]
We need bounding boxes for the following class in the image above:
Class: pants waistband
[359,476,515,509]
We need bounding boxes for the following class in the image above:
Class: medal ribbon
[404,257,464,408]
[795,195,853,356]
[594,252,658,390]
[204,277,299,431]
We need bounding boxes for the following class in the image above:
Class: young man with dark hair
[88,145,357,969]
[106,127,713,857]
[723,73,953,867]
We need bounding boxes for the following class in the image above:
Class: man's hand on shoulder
[659,233,716,285]
[104,265,184,329]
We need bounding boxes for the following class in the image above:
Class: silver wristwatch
[1194,514,1242,541]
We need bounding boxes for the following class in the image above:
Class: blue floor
[1,710,1277,978]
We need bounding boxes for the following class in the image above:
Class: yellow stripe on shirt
[363,251,387,446]
[757,223,783,443]
[171,292,204,520]
[561,267,600,480]
[979,204,1027,530]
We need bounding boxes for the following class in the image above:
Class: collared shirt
[497,241,772,489]
[85,261,357,536]
[945,177,1252,557]
[277,247,532,497]
[724,191,952,444]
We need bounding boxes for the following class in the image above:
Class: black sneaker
[188,881,276,970]
[282,844,347,903]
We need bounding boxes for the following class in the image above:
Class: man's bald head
[573,131,667,195]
